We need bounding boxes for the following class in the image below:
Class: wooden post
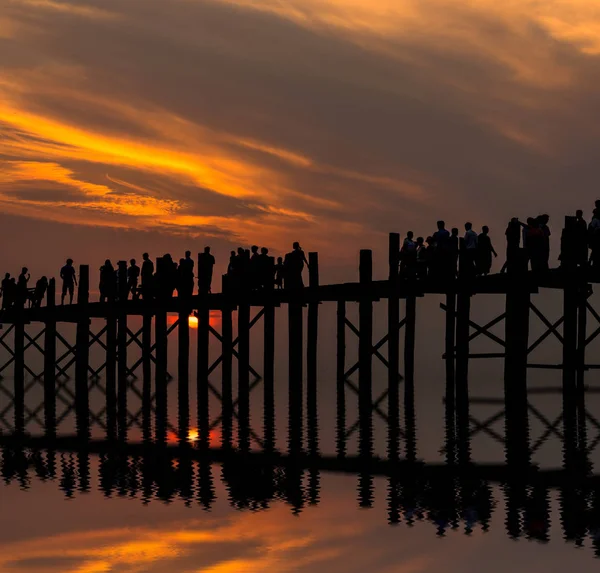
[563,264,578,468]
[142,312,152,442]
[221,275,233,449]
[358,250,373,459]
[237,297,250,451]
[105,309,117,442]
[307,252,319,456]
[13,317,25,435]
[117,261,128,442]
[155,258,168,446]
[576,286,588,459]
[178,305,190,445]
[336,300,346,458]
[444,291,456,465]
[288,296,304,454]
[504,249,530,468]
[75,265,89,440]
[263,257,276,452]
[388,233,400,460]
[404,294,416,462]
[197,303,210,449]
[455,239,471,464]
[44,278,57,438]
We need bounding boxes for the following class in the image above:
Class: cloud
[1,0,600,270]
[0,502,438,573]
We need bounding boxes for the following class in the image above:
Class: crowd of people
[0,242,310,311]
[399,221,498,279]
[398,204,600,280]
[2,205,600,311]
[226,242,308,291]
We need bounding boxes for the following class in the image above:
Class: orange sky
[1,0,600,282]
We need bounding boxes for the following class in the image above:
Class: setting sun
[188,315,199,329]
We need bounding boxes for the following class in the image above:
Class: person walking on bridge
[60,259,77,305]
[1,273,11,310]
[128,259,140,300]
[464,223,478,276]
[476,226,497,276]
[16,267,30,308]
[284,242,308,289]
[198,246,216,295]
[141,253,154,300]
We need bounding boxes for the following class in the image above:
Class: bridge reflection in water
[2,231,600,556]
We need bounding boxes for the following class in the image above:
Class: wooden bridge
[0,228,599,468]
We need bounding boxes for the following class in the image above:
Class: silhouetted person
[525,218,545,272]
[99,260,115,303]
[227,250,236,275]
[141,253,154,299]
[500,218,521,273]
[32,276,48,308]
[416,237,428,279]
[476,226,497,276]
[16,267,30,307]
[589,209,600,271]
[274,257,284,289]
[538,214,551,270]
[400,231,417,276]
[7,278,16,309]
[160,254,177,298]
[449,228,459,277]
[573,210,588,266]
[198,246,215,294]
[283,242,308,289]
[60,258,77,305]
[127,259,140,299]
[258,247,271,289]
[464,223,478,275]
[249,245,260,289]
[429,221,450,279]
[177,251,194,298]
[433,220,450,250]
[0,273,10,310]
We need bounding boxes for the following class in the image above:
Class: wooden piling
[117,262,128,442]
[13,316,25,435]
[221,275,233,449]
[44,278,57,438]
[562,264,579,467]
[197,303,210,449]
[307,252,319,456]
[155,258,168,445]
[404,294,417,462]
[358,249,373,458]
[576,285,588,457]
[105,309,117,442]
[142,312,152,441]
[455,239,471,463]
[387,233,400,460]
[444,290,456,465]
[154,306,168,445]
[263,257,276,452]
[288,294,304,454]
[237,296,250,451]
[178,305,190,444]
[503,248,530,468]
[336,300,346,458]
[75,265,89,439]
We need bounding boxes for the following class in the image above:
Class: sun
[188,315,199,329]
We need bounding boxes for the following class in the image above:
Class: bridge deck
[0,268,587,325]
